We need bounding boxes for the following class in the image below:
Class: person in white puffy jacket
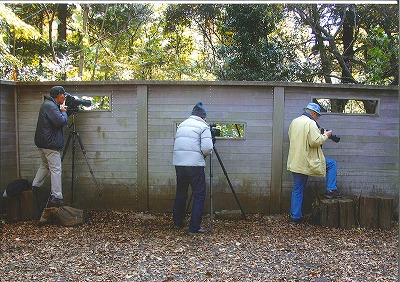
[172,102,213,235]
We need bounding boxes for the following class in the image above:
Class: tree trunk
[57,4,67,49]
[78,4,89,79]
[57,4,68,80]
[45,7,56,61]
[91,4,109,80]
[341,6,356,83]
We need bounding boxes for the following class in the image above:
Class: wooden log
[20,190,36,221]
[314,195,392,230]
[313,197,355,229]
[4,196,21,223]
[359,195,379,229]
[378,197,393,230]
[353,195,360,227]
[319,199,339,228]
[311,197,322,225]
[338,199,355,229]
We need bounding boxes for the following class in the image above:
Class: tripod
[61,112,101,206]
[187,143,245,233]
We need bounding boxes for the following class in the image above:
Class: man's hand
[325,130,332,138]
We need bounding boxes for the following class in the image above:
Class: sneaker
[290,218,302,225]
[173,224,184,230]
[48,196,65,207]
[188,228,207,236]
[325,190,342,199]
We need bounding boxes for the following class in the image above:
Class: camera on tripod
[209,123,221,137]
[65,93,92,113]
[320,128,340,143]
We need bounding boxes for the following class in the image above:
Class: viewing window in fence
[175,122,245,140]
[210,123,245,139]
[312,98,379,115]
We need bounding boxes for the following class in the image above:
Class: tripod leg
[71,132,77,206]
[209,151,214,233]
[213,146,245,218]
[61,130,74,162]
[75,131,102,197]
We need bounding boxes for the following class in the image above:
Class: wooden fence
[1,80,398,215]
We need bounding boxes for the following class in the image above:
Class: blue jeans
[173,166,206,232]
[290,158,337,219]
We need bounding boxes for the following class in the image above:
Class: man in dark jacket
[32,86,68,207]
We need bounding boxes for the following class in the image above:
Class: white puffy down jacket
[173,115,213,167]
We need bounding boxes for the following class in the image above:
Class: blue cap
[304,103,321,115]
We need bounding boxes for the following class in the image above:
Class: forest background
[0,3,398,85]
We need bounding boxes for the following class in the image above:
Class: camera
[65,93,92,112]
[320,128,340,143]
[209,123,221,138]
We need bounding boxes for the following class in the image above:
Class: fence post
[137,85,148,211]
[270,86,285,214]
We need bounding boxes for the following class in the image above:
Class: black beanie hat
[50,86,65,98]
[191,102,206,118]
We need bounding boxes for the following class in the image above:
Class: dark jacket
[34,96,68,150]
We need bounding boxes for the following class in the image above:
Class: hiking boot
[188,228,207,236]
[325,190,342,199]
[48,196,65,207]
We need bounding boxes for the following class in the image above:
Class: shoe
[48,196,65,207]
[188,228,207,236]
[325,190,342,199]
[32,186,40,193]
[173,224,184,229]
[290,218,302,225]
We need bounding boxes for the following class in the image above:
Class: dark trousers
[173,166,206,233]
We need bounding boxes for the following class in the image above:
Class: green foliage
[215,5,304,81]
[0,3,398,85]
[363,26,397,85]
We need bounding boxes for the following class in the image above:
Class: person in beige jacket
[287,103,341,225]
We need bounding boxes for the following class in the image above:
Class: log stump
[338,199,355,229]
[358,195,379,230]
[378,197,393,230]
[312,197,354,229]
[320,199,339,228]
[313,195,394,230]
[4,196,21,223]
[3,190,41,223]
[20,190,36,221]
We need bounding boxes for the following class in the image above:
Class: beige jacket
[287,115,329,177]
